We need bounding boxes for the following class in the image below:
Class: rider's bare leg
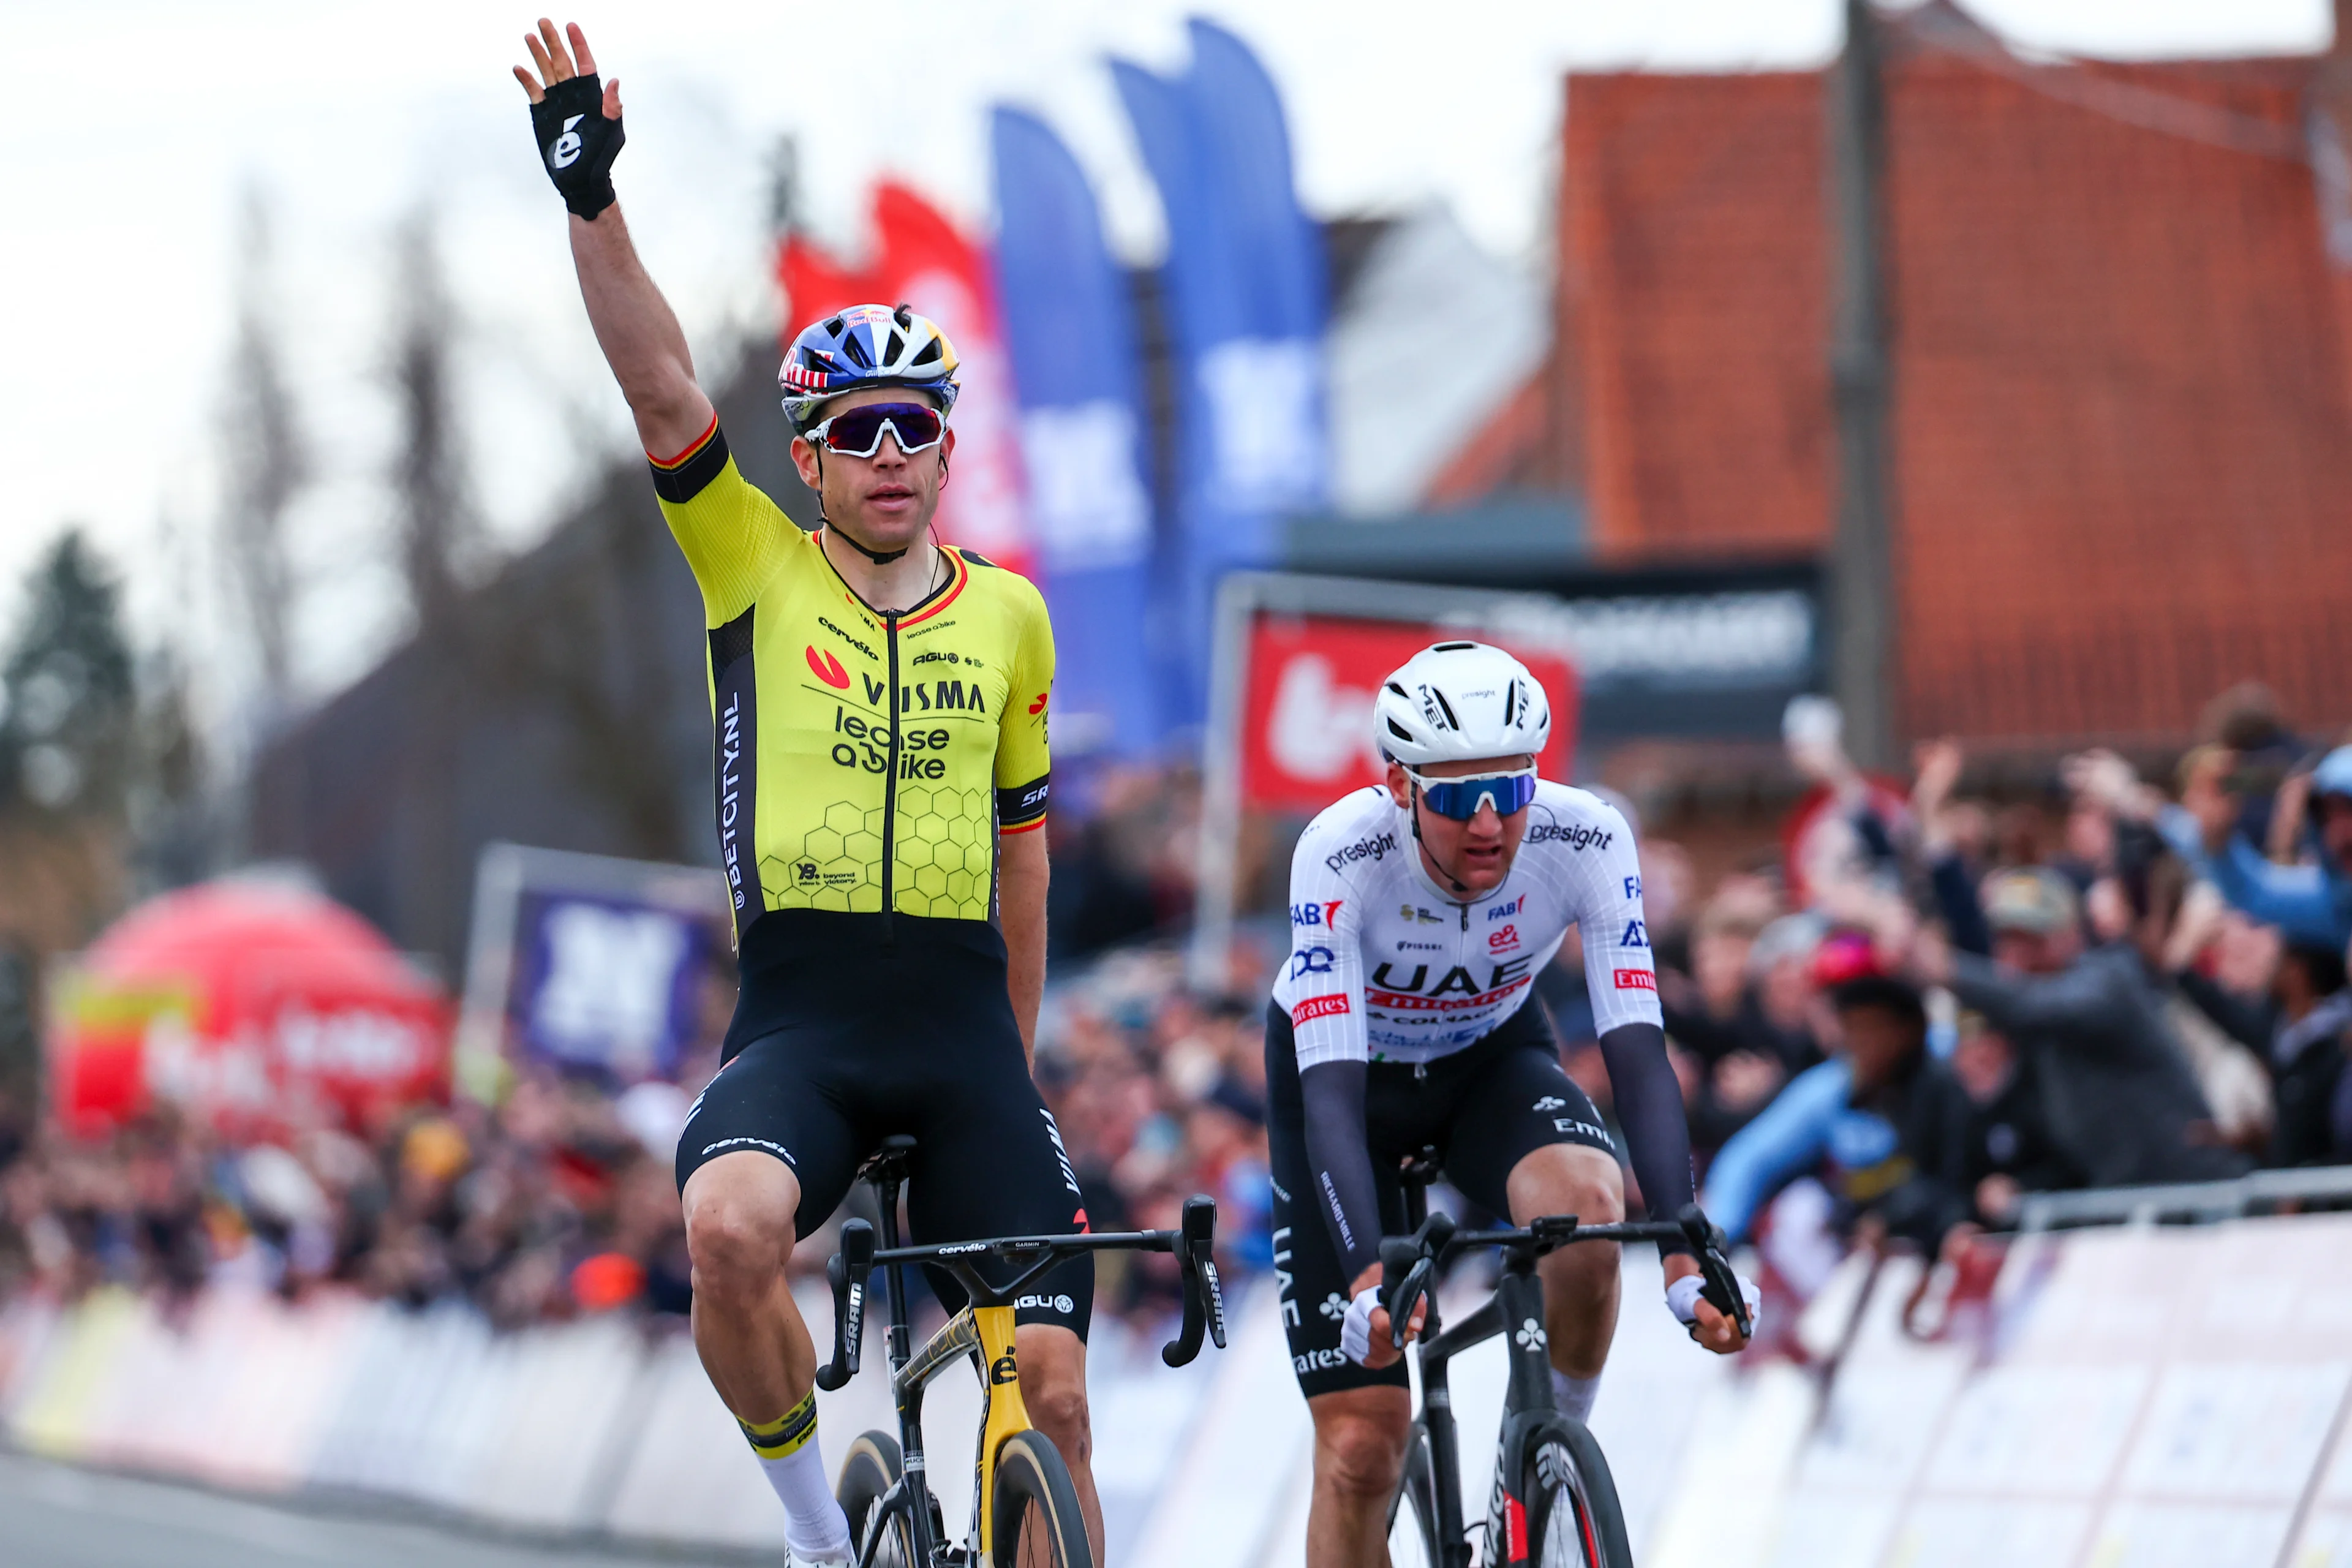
[1305,1384,1412,1568]
[1509,1144,1626,1383]
[682,1151,849,1558]
[1017,1323,1106,1564]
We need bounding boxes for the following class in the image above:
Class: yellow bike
[814,1136,1226,1567]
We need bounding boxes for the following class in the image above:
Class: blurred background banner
[47,880,449,1142]
[990,107,1161,763]
[1113,19,1329,735]
[1237,611,1577,815]
[777,183,1035,578]
[455,843,728,1093]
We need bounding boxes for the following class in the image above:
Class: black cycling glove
[529,74,624,220]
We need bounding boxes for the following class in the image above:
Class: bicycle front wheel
[1387,1422,1442,1568]
[837,1428,918,1568]
[1518,1416,1632,1568]
[990,1428,1094,1568]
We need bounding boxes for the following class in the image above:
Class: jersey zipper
[880,609,902,938]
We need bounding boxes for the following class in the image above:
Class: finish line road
[0,1452,726,1568]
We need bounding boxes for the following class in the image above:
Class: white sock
[742,1395,851,1561]
[1552,1368,1601,1426]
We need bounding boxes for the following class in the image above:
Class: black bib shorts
[1265,997,1615,1397]
[677,910,1093,1340]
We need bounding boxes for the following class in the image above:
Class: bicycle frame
[820,1140,1224,1567]
[1386,1163,1748,1567]
[1394,1172,1559,1568]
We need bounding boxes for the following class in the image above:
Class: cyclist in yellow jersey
[516,22,1096,1566]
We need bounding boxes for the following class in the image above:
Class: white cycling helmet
[1373,642,1551,768]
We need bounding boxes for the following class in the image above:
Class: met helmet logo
[550,114,585,170]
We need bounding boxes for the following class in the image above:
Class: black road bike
[815,1135,1227,1568]
[1379,1152,1751,1568]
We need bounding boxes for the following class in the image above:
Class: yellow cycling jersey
[650,418,1053,935]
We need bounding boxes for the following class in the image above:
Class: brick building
[1454,4,2352,749]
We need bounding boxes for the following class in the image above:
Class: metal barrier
[2016,1164,2352,1232]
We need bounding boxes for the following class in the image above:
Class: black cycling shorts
[677,910,1091,1340]
[1265,998,1616,1398]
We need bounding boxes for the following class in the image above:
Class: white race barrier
[0,1257,1744,1559]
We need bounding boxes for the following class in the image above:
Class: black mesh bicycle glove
[529,74,624,219]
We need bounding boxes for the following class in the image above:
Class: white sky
[0,0,2329,741]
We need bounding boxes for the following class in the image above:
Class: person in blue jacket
[2164,744,2352,952]
[1702,974,1975,1256]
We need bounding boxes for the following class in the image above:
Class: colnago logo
[1324,831,1398,875]
[805,646,851,689]
[1292,994,1351,1024]
[816,616,878,661]
[1289,899,1344,929]
[1613,968,1656,992]
[1525,821,1614,851]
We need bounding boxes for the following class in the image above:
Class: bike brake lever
[1161,1194,1221,1367]
[1675,1203,1752,1343]
[815,1218,876,1391]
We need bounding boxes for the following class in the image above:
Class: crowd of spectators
[1599,685,2352,1321]
[4,683,2349,1346]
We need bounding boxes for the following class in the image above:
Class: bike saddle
[859,1134,919,1185]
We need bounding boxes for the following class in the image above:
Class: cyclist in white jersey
[1265,642,1752,1568]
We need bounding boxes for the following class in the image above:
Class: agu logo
[805,646,850,690]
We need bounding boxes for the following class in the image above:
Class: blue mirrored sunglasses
[1406,767,1539,821]
[810,401,944,458]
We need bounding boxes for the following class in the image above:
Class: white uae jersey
[1271,783,1662,1071]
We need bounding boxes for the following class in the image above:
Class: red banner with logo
[49,883,451,1142]
[778,182,1033,578]
[1238,614,1577,815]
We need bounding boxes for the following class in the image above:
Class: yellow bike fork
[971,1303,1030,1550]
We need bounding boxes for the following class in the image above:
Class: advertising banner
[456,844,729,1091]
[47,881,450,1140]
[1113,20,1328,729]
[990,106,1159,758]
[778,183,1033,578]
[1190,572,1581,984]
[1238,612,1577,815]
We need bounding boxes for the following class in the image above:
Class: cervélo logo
[1324,831,1397,875]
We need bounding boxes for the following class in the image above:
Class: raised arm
[513,19,714,459]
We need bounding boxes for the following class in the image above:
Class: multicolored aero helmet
[778,303,960,432]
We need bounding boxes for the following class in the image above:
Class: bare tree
[391,211,477,631]
[218,185,307,717]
